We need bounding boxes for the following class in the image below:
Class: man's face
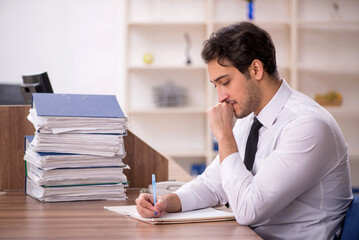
[208,59,262,119]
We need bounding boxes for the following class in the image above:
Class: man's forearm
[218,133,238,163]
[163,193,182,213]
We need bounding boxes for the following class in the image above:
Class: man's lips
[226,100,237,106]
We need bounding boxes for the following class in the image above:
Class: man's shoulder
[284,90,329,120]
[274,90,340,135]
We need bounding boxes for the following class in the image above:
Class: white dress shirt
[175,80,353,240]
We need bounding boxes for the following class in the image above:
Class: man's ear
[251,59,264,80]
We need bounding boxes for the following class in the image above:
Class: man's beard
[234,78,262,119]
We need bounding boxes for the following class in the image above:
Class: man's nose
[217,87,229,103]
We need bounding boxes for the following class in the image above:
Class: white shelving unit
[124,0,210,174]
[124,0,359,176]
[295,0,359,180]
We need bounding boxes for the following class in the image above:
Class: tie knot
[251,117,263,132]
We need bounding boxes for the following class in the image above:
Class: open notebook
[104,205,235,225]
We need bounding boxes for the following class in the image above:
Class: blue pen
[152,174,157,215]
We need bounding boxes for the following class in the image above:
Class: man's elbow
[235,213,258,226]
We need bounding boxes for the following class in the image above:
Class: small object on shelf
[184,32,192,65]
[315,91,343,106]
[213,134,218,151]
[154,81,187,107]
[190,163,206,177]
[330,0,341,20]
[143,53,154,65]
[246,0,255,20]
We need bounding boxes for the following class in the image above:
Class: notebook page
[104,205,235,224]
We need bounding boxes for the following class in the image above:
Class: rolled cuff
[220,152,250,187]
[174,185,197,212]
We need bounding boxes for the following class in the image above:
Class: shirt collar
[256,79,292,129]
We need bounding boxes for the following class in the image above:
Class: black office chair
[339,194,359,240]
[20,72,53,104]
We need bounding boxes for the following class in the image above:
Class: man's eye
[223,80,230,86]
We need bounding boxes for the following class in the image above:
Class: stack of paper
[31,133,125,156]
[28,109,128,134]
[24,140,126,170]
[25,93,129,202]
[27,178,126,202]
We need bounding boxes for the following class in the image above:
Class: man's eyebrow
[210,74,229,83]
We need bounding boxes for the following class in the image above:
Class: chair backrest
[340,195,359,240]
[20,72,53,104]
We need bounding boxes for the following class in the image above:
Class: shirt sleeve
[175,154,229,212]
[221,116,340,225]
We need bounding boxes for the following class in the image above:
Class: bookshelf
[295,0,359,182]
[124,0,359,178]
[124,0,210,173]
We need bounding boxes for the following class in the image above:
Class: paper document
[24,93,129,203]
[31,133,125,156]
[24,135,127,170]
[26,161,128,186]
[26,177,127,202]
[104,205,235,224]
[28,93,128,134]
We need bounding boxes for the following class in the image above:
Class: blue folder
[32,93,126,118]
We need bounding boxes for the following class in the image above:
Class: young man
[135,22,353,239]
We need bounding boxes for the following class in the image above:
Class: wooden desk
[0,189,262,240]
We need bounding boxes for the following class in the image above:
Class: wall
[1,0,358,187]
[0,0,127,107]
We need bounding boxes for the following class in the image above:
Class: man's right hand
[135,192,182,218]
[135,193,166,218]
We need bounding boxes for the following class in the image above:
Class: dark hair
[201,22,278,78]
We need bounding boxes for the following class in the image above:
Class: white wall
[0,0,127,107]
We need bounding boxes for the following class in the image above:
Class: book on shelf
[104,205,235,225]
[24,93,129,202]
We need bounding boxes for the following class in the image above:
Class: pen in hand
[152,174,157,216]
